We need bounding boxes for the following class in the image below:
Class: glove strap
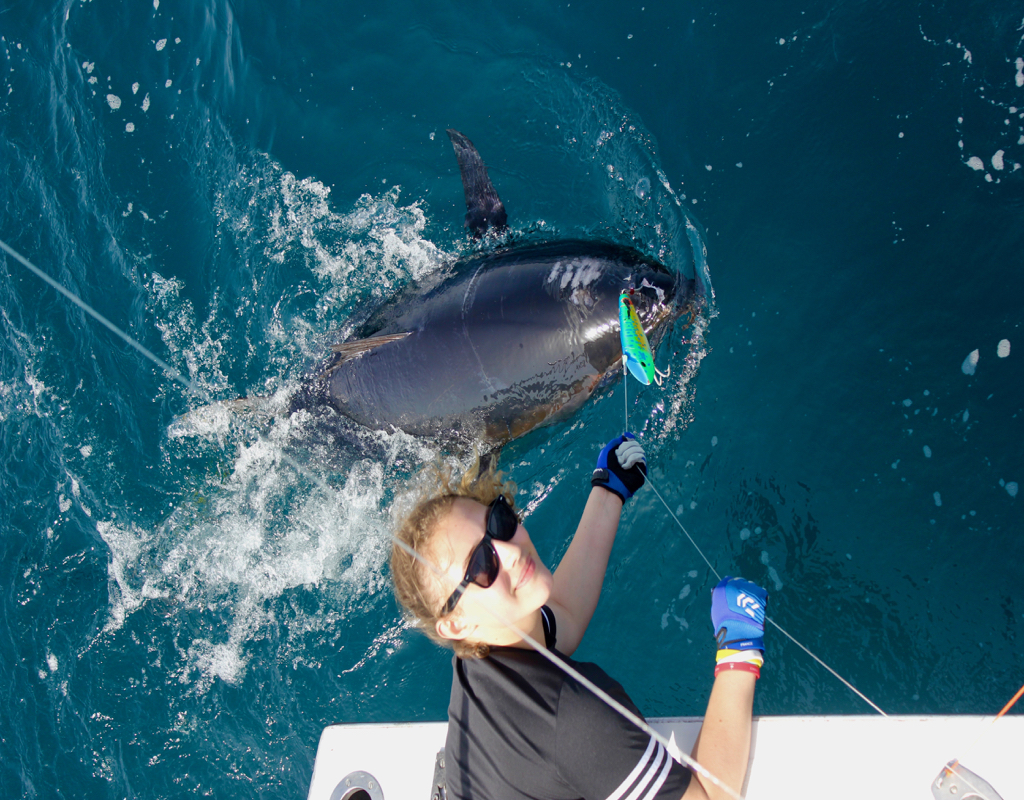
[591,469,628,502]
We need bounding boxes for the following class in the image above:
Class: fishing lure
[619,289,669,386]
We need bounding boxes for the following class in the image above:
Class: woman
[391,433,767,800]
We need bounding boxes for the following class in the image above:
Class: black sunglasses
[440,494,519,615]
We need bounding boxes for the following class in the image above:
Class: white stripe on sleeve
[604,737,674,800]
[640,747,673,800]
[623,743,666,800]
[604,736,658,800]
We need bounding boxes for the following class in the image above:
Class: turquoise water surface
[1,1,1021,797]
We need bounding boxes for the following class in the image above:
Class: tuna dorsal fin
[328,332,411,363]
[447,129,508,238]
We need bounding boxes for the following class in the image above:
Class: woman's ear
[436,613,474,641]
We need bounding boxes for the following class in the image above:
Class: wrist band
[716,650,764,668]
[715,661,761,679]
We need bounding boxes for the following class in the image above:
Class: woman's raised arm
[547,434,647,655]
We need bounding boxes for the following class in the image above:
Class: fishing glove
[591,432,647,502]
[711,576,768,678]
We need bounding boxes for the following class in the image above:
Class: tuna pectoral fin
[447,129,508,238]
[329,332,412,363]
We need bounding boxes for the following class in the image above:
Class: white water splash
[97,420,432,691]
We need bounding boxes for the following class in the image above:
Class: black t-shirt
[445,607,692,800]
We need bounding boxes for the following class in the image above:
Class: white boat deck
[308,715,1023,799]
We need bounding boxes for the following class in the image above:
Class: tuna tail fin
[447,129,508,238]
[167,396,273,439]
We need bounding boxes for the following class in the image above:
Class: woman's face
[433,498,553,644]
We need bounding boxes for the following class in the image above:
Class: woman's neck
[474,606,546,650]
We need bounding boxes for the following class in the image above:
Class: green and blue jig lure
[619,289,669,386]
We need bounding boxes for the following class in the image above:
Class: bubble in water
[634,177,651,199]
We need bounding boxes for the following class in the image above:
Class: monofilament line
[622,391,889,718]
[645,478,720,578]
[390,535,747,800]
[0,236,337,500]
[645,473,889,717]
[7,235,744,796]
[0,238,207,401]
[623,355,629,431]
[761,616,888,717]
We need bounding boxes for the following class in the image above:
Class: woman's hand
[683,577,767,800]
[591,432,647,502]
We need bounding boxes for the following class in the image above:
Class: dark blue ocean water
[1,1,1022,797]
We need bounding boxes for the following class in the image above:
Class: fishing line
[20,234,1005,791]
[621,356,890,717]
[0,238,340,498]
[3,236,746,796]
[0,238,206,401]
[390,535,747,800]
[623,355,629,430]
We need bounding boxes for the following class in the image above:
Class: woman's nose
[491,536,522,570]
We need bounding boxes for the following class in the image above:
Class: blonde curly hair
[391,456,517,659]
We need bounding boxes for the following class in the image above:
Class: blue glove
[711,577,767,652]
[591,432,647,502]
